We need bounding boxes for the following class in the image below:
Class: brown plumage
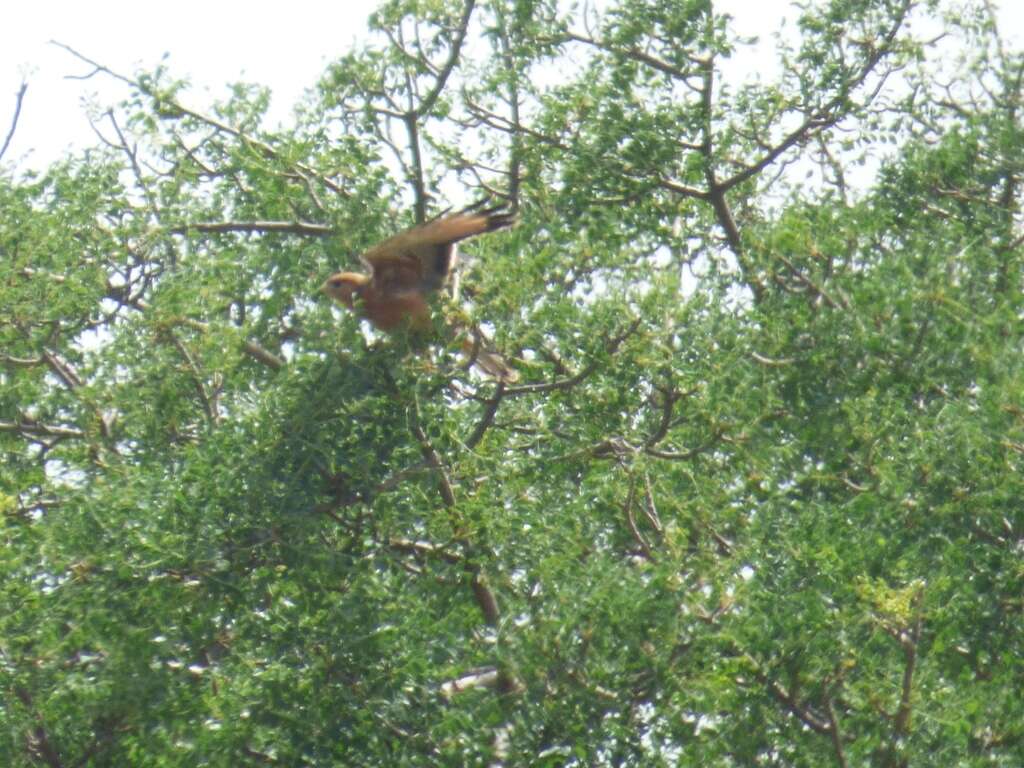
[322,206,518,381]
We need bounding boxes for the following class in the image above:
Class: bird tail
[426,200,517,243]
[473,205,516,236]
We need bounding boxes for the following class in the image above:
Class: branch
[389,537,464,564]
[416,0,476,118]
[561,31,694,81]
[465,382,505,450]
[751,351,796,366]
[14,686,64,768]
[761,674,832,735]
[410,420,457,508]
[892,591,924,738]
[439,666,501,697]
[504,318,642,397]
[165,331,220,425]
[644,385,683,448]
[41,348,83,390]
[241,340,284,371]
[495,7,523,210]
[471,572,501,627]
[825,698,849,768]
[641,472,663,533]
[463,94,572,151]
[167,221,335,238]
[0,419,85,439]
[0,81,27,163]
[720,0,913,196]
[53,42,349,198]
[111,296,285,373]
[623,474,655,561]
[403,113,429,223]
[0,352,44,367]
[772,252,844,310]
[102,109,154,210]
[718,114,832,195]
[409,410,505,633]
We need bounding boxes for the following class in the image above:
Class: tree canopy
[2,0,1023,765]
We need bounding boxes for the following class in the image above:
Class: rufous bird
[321,206,518,382]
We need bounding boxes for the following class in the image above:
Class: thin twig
[53,42,349,198]
[504,318,642,397]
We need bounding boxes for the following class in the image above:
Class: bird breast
[358,286,432,331]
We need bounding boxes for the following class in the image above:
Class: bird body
[322,206,518,380]
[324,270,432,331]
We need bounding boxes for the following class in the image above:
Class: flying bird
[322,206,518,381]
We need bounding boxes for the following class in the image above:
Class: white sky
[1,1,1021,172]
[1,0,380,169]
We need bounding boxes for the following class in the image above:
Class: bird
[321,205,518,381]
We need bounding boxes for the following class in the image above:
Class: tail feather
[427,206,515,245]
[476,206,516,236]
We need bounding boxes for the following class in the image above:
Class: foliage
[2,1,1023,765]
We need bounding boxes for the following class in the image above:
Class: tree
[2,1,1023,765]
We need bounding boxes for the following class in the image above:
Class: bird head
[321,272,369,309]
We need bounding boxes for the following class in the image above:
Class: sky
[2,1,1022,172]
[1,0,380,169]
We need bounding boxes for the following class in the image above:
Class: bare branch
[465,382,505,450]
[644,385,683,448]
[0,81,27,163]
[0,419,85,439]
[41,349,83,390]
[241,341,285,371]
[417,0,476,118]
[761,673,832,735]
[389,537,464,564]
[410,420,457,508]
[623,474,655,561]
[0,352,45,367]
[751,351,796,366]
[825,698,849,768]
[167,221,335,238]
[439,666,501,697]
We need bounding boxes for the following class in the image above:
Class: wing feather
[361,207,515,296]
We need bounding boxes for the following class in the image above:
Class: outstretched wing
[362,207,515,296]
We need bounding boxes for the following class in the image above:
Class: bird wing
[362,208,515,296]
